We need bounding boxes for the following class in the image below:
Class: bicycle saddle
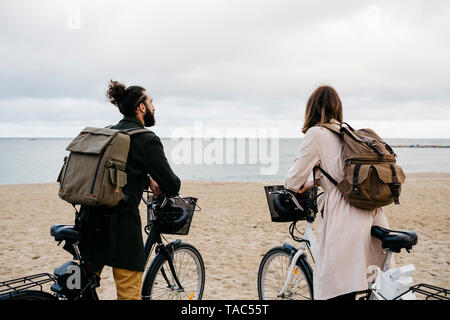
[50,224,79,242]
[371,226,418,252]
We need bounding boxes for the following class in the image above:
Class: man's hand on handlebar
[149,176,163,197]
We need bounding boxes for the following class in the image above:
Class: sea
[0,138,449,185]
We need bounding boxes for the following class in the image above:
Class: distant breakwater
[391,145,450,148]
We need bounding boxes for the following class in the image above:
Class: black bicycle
[140,191,205,300]
[0,191,205,300]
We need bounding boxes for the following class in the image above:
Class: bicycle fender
[169,239,182,249]
[144,239,182,280]
[282,242,299,255]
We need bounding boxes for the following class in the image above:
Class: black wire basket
[264,185,318,222]
[146,195,199,235]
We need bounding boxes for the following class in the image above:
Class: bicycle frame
[141,192,188,296]
[143,223,185,291]
[279,221,317,298]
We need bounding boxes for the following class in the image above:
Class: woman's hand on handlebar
[298,180,315,194]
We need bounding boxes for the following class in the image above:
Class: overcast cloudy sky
[0,0,449,138]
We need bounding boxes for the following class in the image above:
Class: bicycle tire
[2,290,57,300]
[258,246,313,300]
[141,242,205,300]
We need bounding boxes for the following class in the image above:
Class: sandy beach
[0,173,449,300]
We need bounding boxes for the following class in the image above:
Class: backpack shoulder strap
[127,128,150,135]
[314,165,339,187]
[316,123,343,136]
[312,123,343,187]
[124,127,152,136]
[105,125,149,134]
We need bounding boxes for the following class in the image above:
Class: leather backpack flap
[373,163,406,184]
[341,129,381,160]
[337,164,373,208]
[344,127,396,160]
[319,123,383,160]
[337,168,385,210]
[338,162,406,210]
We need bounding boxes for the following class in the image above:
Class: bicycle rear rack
[0,273,56,299]
[404,283,449,300]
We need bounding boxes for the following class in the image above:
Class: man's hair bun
[106,80,127,106]
[106,79,146,116]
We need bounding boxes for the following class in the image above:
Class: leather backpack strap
[312,123,342,187]
[314,165,339,187]
[313,165,338,219]
[318,123,343,136]
[313,122,356,217]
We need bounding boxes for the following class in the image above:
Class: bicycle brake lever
[176,194,189,203]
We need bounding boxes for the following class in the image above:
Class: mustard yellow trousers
[90,265,143,300]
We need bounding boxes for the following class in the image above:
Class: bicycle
[140,190,205,300]
[257,185,318,300]
[257,185,449,300]
[0,191,205,300]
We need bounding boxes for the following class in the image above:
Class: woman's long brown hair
[302,85,343,134]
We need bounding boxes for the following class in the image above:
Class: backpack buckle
[369,141,385,156]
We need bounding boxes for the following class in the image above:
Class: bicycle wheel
[258,246,313,300]
[142,242,205,300]
[2,290,57,300]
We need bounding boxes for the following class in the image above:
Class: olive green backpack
[315,122,406,210]
[57,126,148,207]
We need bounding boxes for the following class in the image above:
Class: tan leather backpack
[316,122,406,210]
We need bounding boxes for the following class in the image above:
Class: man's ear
[138,103,146,113]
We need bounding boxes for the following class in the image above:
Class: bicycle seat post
[382,250,393,271]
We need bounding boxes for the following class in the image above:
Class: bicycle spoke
[179,259,197,285]
[150,290,176,299]
[291,291,310,299]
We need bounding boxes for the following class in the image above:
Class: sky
[0,0,449,138]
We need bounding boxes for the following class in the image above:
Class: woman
[285,85,391,300]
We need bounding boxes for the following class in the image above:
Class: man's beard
[144,108,155,127]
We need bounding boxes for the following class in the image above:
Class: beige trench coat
[285,121,390,300]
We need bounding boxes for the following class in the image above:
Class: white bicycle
[257,185,449,300]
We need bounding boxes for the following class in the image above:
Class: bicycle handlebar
[142,190,201,212]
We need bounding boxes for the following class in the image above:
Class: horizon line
[0,136,449,140]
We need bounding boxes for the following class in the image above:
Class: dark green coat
[79,116,180,271]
